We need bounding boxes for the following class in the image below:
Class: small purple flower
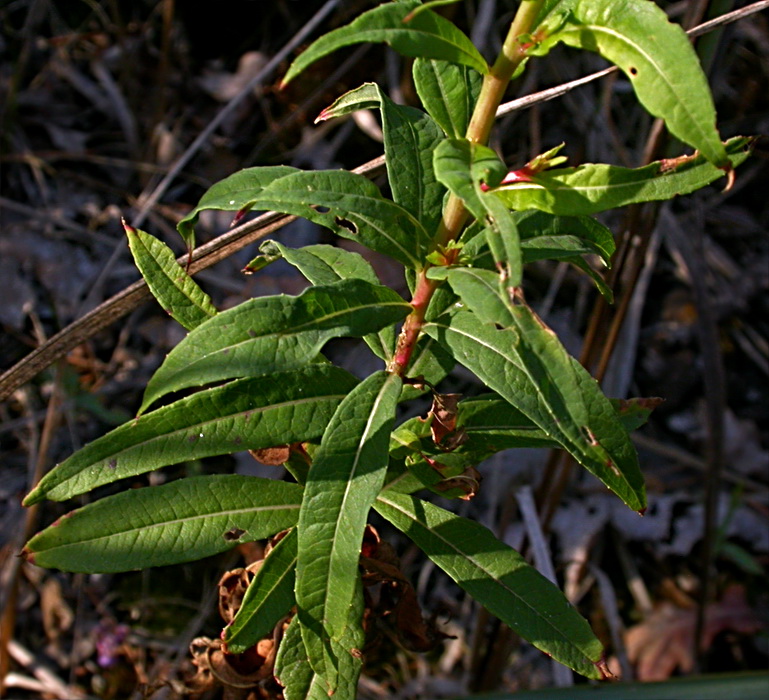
[95,621,130,668]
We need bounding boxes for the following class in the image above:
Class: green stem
[389,0,543,376]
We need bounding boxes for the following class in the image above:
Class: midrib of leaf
[105,393,348,462]
[42,503,300,551]
[375,493,583,648]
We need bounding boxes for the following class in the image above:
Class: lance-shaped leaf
[24,365,358,505]
[177,165,298,249]
[24,475,301,573]
[125,224,217,330]
[247,169,430,268]
[246,240,380,286]
[318,82,446,238]
[296,371,401,691]
[224,529,298,654]
[374,492,606,679]
[413,58,482,138]
[140,279,410,413]
[492,137,752,216]
[425,304,646,512]
[464,210,614,266]
[281,1,487,87]
[535,0,729,168]
[246,239,395,361]
[275,586,364,700]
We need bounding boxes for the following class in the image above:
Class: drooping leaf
[535,0,729,168]
[433,138,507,220]
[374,492,605,679]
[462,211,615,267]
[296,371,401,691]
[125,224,217,330]
[177,165,298,249]
[412,58,482,138]
[224,529,298,654]
[244,169,431,268]
[480,189,523,288]
[275,584,364,700]
[24,475,301,573]
[318,82,446,234]
[282,1,488,87]
[24,365,358,505]
[140,279,410,413]
[458,210,615,299]
[492,137,752,216]
[424,306,646,511]
[245,239,396,361]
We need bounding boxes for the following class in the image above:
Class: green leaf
[177,165,298,249]
[433,138,508,220]
[412,58,482,138]
[374,492,605,679]
[319,82,446,235]
[425,306,646,512]
[275,586,364,700]
[125,224,217,330]
[24,475,301,573]
[224,529,298,654]
[282,1,488,87]
[296,371,401,691]
[247,239,396,361]
[492,137,752,216]
[140,279,410,413]
[246,169,431,268]
[537,0,729,167]
[24,365,358,505]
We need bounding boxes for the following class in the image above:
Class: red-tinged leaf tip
[21,548,34,565]
[637,507,647,516]
[230,207,250,229]
[315,108,331,123]
[121,217,136,235]
[595,657,615,680]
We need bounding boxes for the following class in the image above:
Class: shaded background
[1,1,767,698]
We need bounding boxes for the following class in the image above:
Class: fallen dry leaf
[624,585,764,681]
